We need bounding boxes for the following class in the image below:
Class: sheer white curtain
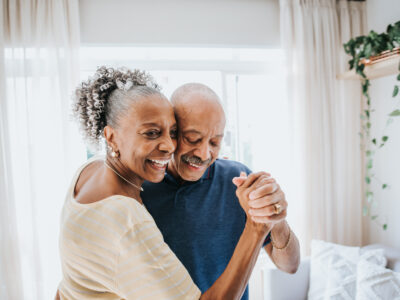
[280,0,367,254]
[0,1,85,299]
[0,2,24,299]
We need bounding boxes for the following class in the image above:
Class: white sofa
[262,244,400,300]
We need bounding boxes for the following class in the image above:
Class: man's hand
[233,171,287,229]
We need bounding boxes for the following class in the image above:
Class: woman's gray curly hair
[73,66,163,149]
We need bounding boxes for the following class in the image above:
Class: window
[80,46,290,181]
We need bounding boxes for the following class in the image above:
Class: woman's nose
[159,135,176,153]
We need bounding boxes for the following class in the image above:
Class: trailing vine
[343,20,400,230]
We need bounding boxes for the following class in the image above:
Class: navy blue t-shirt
[142,159,270,300]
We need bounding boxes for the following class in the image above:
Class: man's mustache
[182,155,211,166]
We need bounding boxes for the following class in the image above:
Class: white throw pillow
[356,259,400,300]
[359,248,387,268]
[308,240,386,300]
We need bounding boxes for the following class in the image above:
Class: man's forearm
[201,222,270,300]
[265,221,300,274]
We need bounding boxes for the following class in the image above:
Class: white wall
[79,0,280,46]
[365,0,400,249]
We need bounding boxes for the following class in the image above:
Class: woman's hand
[233,171,274,235]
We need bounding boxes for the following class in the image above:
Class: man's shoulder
[213,159,252,177]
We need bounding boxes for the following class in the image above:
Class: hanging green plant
[343,20,400,231]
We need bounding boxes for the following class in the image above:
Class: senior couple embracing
[57,66,300,300]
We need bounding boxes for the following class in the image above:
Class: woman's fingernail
[249,192,255,199]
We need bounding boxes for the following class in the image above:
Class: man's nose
[193,142,210,161]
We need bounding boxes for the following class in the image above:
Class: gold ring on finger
[274,203,282,214]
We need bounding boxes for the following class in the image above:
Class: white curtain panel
[0,1,24,299]
[0,0,85,299]
[280,0,367,254]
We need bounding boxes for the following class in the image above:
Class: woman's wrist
[244,219,271,240]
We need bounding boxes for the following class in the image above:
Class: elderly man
[142,83,300,300]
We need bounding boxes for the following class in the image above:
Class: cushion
[308,240,386,300]
[356,258,400,300]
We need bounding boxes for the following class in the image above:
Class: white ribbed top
[58,157,201,300]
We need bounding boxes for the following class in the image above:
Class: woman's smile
[146,158,171,170]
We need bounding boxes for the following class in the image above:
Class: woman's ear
[104,125,117,151]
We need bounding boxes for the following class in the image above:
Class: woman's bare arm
[200,172,271,300]
[200,221,269,300]
[56,172,269,300]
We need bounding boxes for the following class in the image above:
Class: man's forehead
[175,97,225,117]
[172,86,226,135]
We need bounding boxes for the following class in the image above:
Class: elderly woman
[58,66,269,299]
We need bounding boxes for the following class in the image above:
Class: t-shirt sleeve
[117,221,201,300]
[58,202,122,299]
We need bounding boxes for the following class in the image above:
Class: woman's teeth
[149,159,170,166]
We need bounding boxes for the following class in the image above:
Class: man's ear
[104,125,117,151]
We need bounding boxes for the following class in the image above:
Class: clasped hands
[233,171,287,233]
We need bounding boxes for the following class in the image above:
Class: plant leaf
[393,85,399,97]
[382,184,388,189]
[365,176,371,184]
[389,109,400,116]
[371,215,378,220]
[382,136,388,142]
[362,83,368,94]
[366,191,373,202]
[383,224,388,230]
[372,138,377,145]
[364,43,372,57]
[367,159,373,169]
[397,73,400,81]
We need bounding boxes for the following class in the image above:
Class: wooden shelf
[337,54,400,80]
